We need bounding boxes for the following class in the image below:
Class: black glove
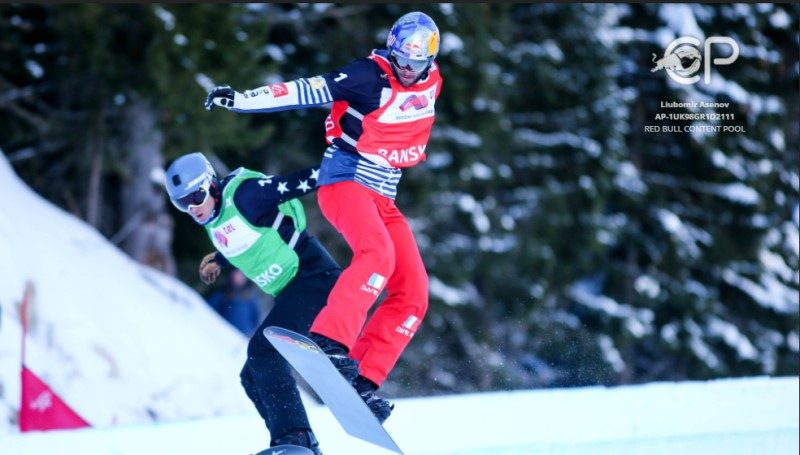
[204,85,236,111]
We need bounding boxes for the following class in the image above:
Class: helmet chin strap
[200,212,219,226]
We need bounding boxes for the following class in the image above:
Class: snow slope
[1,376,797,454]
[0,152,253,432]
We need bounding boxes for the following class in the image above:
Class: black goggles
[172,185,210,212]
[390,52,431,73]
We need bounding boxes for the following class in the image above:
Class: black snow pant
[239,235,341,443]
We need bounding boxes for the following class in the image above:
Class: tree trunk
[118,99,176,275]
[85,117,104,228]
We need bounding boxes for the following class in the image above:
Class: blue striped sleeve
[230,77,333,114]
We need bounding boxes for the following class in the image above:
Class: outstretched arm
[279,166,321,200]
[232,167,320,227]
[205,77,333,114]
[246,166,320,203]
[204,58,380,114]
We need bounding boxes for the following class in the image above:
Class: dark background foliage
[2,3,797,397]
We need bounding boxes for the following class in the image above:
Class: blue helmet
[164,152,218,214]
[386,12,440,77]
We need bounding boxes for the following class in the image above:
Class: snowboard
[264,326,403,454]
[253,445,314,455]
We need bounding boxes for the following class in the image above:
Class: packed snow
[1,377,797,455]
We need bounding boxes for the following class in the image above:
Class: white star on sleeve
[310,168,320,180]
[277,182,289,194]
[297,179,311,192]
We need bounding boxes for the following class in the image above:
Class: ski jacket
[229,49,442,199]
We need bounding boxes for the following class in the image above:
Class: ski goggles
[389,52,432,73]
[171,181,211,212]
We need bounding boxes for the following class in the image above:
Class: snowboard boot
[308,332,359,383]
[271,428,322,455]
[353,375,394,424]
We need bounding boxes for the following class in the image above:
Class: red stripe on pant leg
[310,182,395,349]
[349,199,429,385]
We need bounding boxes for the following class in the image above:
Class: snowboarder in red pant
[206,11,442,424]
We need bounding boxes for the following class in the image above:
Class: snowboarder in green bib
[165,152,339,455]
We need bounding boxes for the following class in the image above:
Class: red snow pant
[309,180,428,386]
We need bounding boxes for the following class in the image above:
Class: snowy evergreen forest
[1,3,798,398]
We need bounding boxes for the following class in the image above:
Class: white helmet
[164,152,218,215]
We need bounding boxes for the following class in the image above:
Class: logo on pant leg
[395,315,419,338]
[368,273,385,288]
[360,273,386,296]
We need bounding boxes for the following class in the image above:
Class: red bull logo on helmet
[388,12,439,60]
[427,31,439,56]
